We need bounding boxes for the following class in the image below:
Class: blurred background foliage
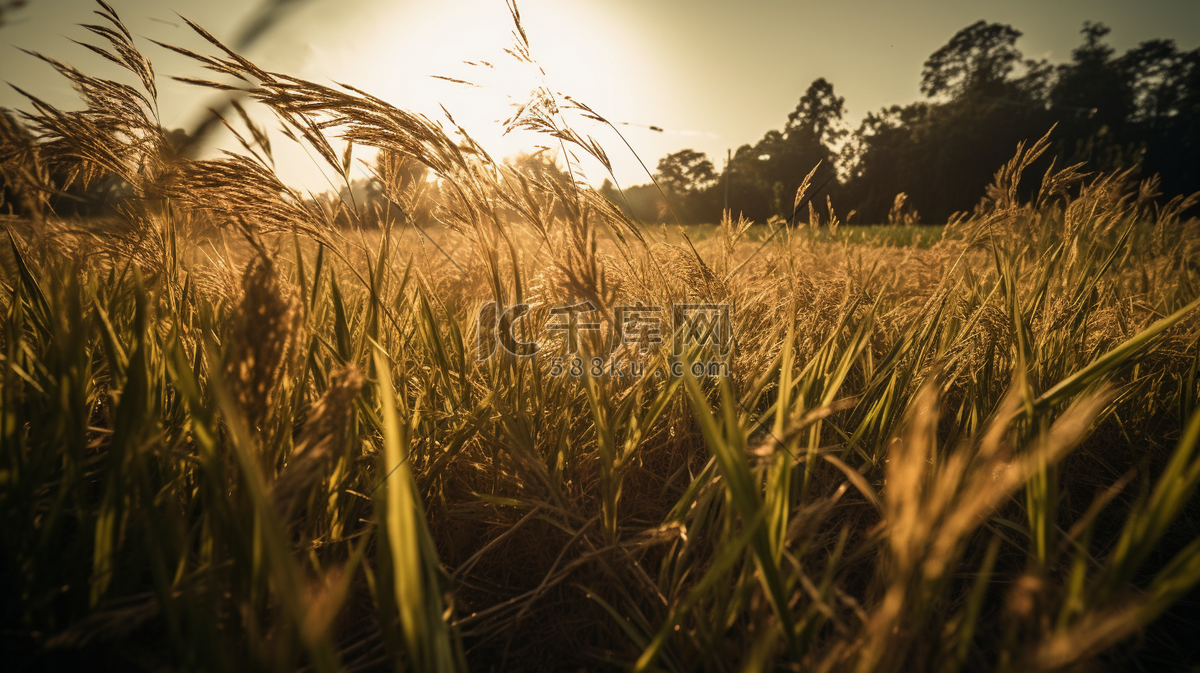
[607,20,1200,225]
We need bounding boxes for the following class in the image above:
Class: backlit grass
[2,3,1200,671]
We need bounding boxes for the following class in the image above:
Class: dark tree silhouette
[1052,23,1132,126]
[718,78,846,222]
[921,21,1025,99]
[1118,40,1200,197]
[1050,23,1139,171]
[655,149,717,195]
[635,19,1200,225]
[787,77,847,147]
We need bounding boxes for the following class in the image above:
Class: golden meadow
[2,2,1199,671]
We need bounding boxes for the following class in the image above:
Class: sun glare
[274,0,650,191]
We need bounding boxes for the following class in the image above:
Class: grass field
[3,3,1200,672]
[677,223,944,249]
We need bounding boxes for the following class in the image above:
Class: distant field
[654,223,945,248]
[830,223,944,247]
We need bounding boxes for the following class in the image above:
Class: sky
[2,0,1198,192]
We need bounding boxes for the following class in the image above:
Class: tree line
[3,20,1196,228]
[605,21,1200,225]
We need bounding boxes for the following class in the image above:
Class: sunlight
[278,0,652,190]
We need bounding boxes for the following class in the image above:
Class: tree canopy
[614,19,1200,225]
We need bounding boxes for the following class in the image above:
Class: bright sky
[2,0,1198,192]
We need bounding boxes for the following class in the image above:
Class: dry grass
[2,3,1200,671]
